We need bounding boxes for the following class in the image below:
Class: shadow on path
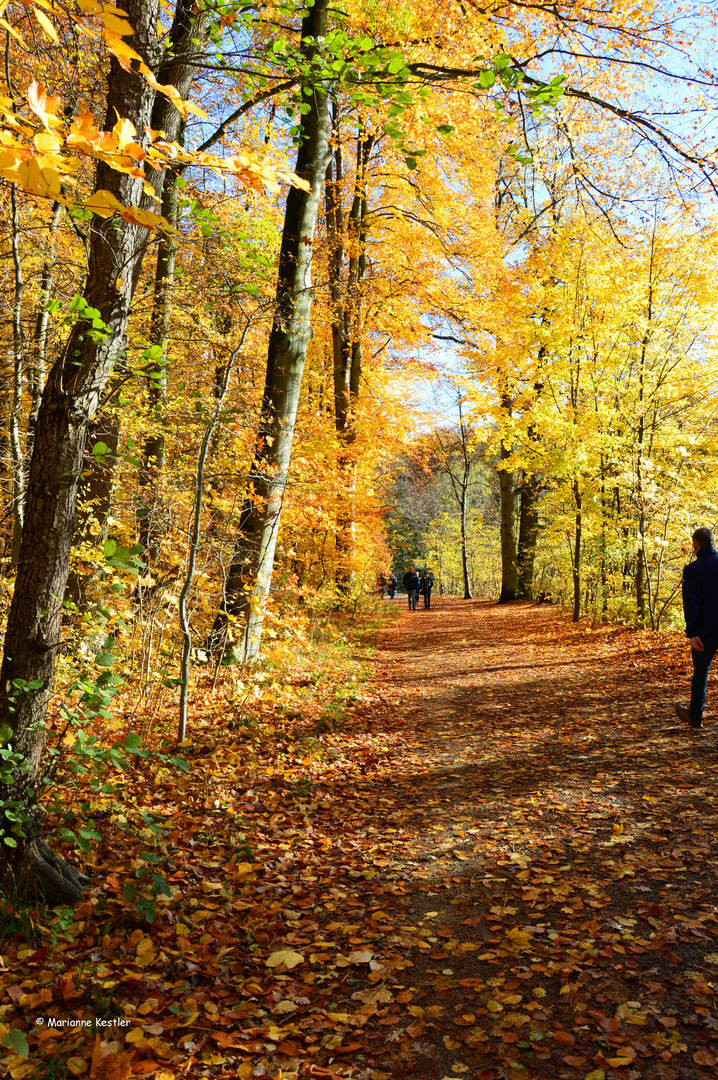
[338,597,718,1080]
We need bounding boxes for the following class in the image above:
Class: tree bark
[9,184,25,567]
[216,0,332,661]
[326,129,373,591]
[517,474,541,599]
[0,0,161,903]
[460,475,472,599]
[572,480,582,622]
[137,0,205,557]
[498,391,518,603]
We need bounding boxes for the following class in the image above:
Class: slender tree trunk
[0,0,161,903]
[515,368,545,600]
[326,129,373,591]
[9,183,25,567]
[634,222,655,627]
[178,327,249,742]
[599,457,608,618]
[498,391,517,602]
[517,474,541,599]
[216,0,332,661]
[460,476,472,599]
[28,199,63,454]
[572,480,582,622]
[82,0,204,562]
[137,175,179,565]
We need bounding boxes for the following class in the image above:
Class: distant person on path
[675,527,718,730]
[420,570,434,609]
[388,573,397,598]
[403,567,419,610]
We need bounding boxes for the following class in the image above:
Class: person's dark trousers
[691,636,718,723]
[423,590,431,609]
[414,588,420,609]
[408,591,416,610]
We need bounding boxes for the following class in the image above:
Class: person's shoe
[674,703,691,724]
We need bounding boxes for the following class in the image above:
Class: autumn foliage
[1,0,718,1075]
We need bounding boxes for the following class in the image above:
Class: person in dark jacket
[388,573,397,598]
[675,527,718,730]
[420,570,434,609]
[403,567,419,610]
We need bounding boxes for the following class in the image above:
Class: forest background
[0,0,718,1027]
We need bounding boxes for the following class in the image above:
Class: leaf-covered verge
[2,596,718,1080]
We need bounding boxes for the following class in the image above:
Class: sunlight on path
[356,597,718,1080]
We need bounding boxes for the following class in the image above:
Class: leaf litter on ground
[2,599,718,1080]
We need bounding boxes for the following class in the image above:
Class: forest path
[345,596,718,1080]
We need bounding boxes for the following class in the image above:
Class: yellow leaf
[34,131,61,153]
[232,862,254,876]
[0,17,28,47]
[8,1062,35,1080]
[27,81,62,128]
[85,189,124,218]
[97,9,134,34]
[102,28,142,69]
[266,949,304,970]
[14,158,62,199]
[272,1000,298,1015]
[506,927,532,948]
[112,113,137,149]
[65,1058,88,1076]
[119,205,166,230]
[140,67,208,119]
[125,1027,146,1044]
[32,7,58,41]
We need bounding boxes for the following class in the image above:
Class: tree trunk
[498,427,518,603]
[599,461,609,618]
[572,480,582,622]
[0,0,161,903]
[65,415,121,607]
[216,0,332,661]
[9,184,25,567]
[81,0,204,566]
[28,199,64,455]
[137,175,179,566]
[135,0,205,556]
[460,477,472,599]
[325,129,373,592]
[517,474,541,599]
[635,543,646,623]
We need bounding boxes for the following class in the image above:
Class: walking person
[403,567,419,610]
[420,570,434,609]
[675,527,718,730]
[388,573,397,598]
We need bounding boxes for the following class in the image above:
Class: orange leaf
[554,1030,575,1046]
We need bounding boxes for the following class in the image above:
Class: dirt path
[331,597,718,1080]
